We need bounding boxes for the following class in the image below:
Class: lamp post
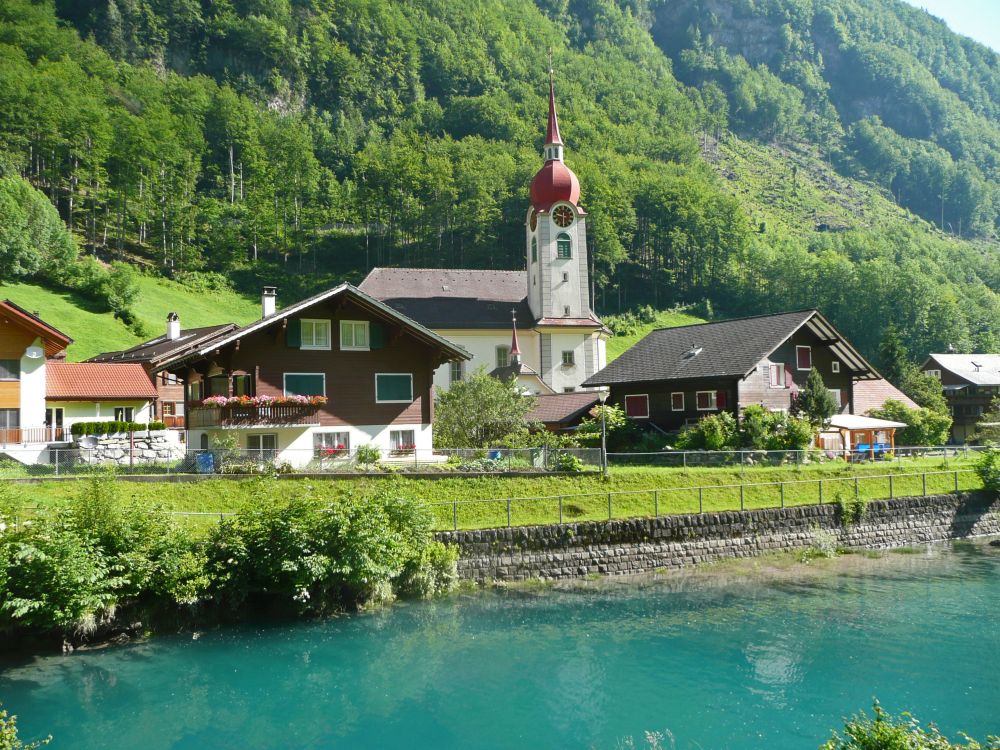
[598,388,609,479]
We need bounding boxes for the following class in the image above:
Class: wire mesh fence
[0,446,604,478]
[607,445,987,469]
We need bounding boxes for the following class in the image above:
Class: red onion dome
[530,160,580,212]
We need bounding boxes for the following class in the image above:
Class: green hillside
[606,309,707,362]
[0,278,260,361]
[2,0,1000,371]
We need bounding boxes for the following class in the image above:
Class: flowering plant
[391,443,417,453]
[193,394,328,408]
[319,444,347,457]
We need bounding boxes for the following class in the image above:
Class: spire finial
[510,308,522,361]
[545,55,563,148]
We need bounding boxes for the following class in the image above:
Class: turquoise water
[2,540,1000,749]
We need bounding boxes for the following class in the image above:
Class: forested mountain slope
[1,0,1000,366]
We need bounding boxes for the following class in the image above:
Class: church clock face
[529,210,538,231]
[553,205,574,228]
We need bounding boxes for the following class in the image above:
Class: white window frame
[796,345,812,371]
[247,433,278,458]
[375,373,414,404]
[624,394,650,419]
[450,360,464,384]
[496,345,510,369]
[696,390,718,411]
[314,431,350,455]
[768,363,785,388]
[831,361,840,374]
[114,406,135,422]
[283,372,326,397]
[925,369,942,379]
[300,318,332,350]
[671,392,685,412]
[561,350,576,367]
[390,429,416,451]
[339,320,370,351]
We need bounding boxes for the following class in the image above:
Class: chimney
[166,312,180,341]
[262,287,277,318]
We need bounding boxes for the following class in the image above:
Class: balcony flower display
[194,394,328,408]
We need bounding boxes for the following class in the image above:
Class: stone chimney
[262,287,277,318]
[166,312,180,341]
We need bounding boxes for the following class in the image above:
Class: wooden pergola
[820,414,907,460]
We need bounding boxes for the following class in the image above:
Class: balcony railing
[162,415,185,429]
[187,403,321,429]
[0,427,66,446]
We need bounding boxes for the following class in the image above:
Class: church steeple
[510,310,522,366]
[544,70,564,161]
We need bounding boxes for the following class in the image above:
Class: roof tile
[46,362,158,400]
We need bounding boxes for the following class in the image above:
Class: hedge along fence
[70,421,167,436]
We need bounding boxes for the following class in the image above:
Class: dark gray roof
[359,268,534,329]
[88,324,238,368]
[584,309,879,387]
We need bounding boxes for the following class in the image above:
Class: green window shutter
[286,319,301,348]
[369,322,385,350]
[284,373,325,397]
[376,374,412,402]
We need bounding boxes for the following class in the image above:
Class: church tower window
[531,237,537,263]
[557,233,572,259]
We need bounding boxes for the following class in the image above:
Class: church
[360,76,608,395]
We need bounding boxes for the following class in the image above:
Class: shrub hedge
[70,421,167,436]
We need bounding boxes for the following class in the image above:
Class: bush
[355,444,381,465]
[70,421,164,437]
[820,700,998,749]
[0,703,50,749]
[870,400,951,446]
[554,453,585,472]
[975,447,1000,492]
[577,404,648,451]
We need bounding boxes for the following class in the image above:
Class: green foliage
[434,369,535,448]
[974,447,1000,493]
[869,400,951,447]
[70,421,166,436]
[554,453,585,473]
[0,704,50,749]
[820,700,999,749]
[902,372,950,416]
[836,492,867,526]
[577,404,650,452]
[793,367,838,429]
[675,406,812,451]
[205,484,447,611]
[354,444,381,465]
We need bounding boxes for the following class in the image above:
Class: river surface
[2,540,999,749]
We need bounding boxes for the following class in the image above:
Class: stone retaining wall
[435,492,1000,581]
[74,431,185,465]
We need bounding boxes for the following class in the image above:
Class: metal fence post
[453,501,458,531]
[889,475,893,499]
[819,479,823,504]
[922,472,928,497]
[559,496,563,525]
[654,490,659,517]
[740,484,745,511]
[698,486,704,514]
[608,492,613,520]
[780,482,785,508]
[955,471,960,492]
[507,499,512,528]
[855,477,860,499]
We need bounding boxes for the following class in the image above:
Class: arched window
[556,232,572,259]
[200,433,209,450]
[531,237,537,263]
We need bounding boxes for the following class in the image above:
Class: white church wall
[431,330,543,393]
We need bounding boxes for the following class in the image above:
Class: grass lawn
[606,309,706,361]
[7,456,982,533]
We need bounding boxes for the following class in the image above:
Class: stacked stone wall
[435,492,1000,581]
[73,431,185,465]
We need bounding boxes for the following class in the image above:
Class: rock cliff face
[436,491,1000,581]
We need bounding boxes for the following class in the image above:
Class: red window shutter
[625,394,649,418]
[841,390,849,409]
[797,346,811,370]
[716,390,728,409]
[785,363,796,393]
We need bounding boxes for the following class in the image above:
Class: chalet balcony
[188,403,322,429]
[0,427,67,446]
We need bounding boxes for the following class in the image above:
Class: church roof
[545,74,563,146]
[359,268,534,329]
[530,160,580,212]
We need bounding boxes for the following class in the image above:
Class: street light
[598,388,609,479]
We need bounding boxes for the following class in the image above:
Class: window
[556,232,572,258]
[206,376,229,397]
[562,272,569,283]
[340,320,369,351]
[768,363,785,388]
[671,392,685,412]
[531,237,537,263]
[450,360,464,384]
[300,319,331,350]
[696,391,717,411]
[828,389,841,410]
[162,402,180,417]
[831,361,841,374]
[624,394,649,418]
[0,409,18,430]
[114,407,134,421]
[796,346,812,371]
[0,360,19,381]
[283,372,326,397]
[561,350,575,366]
[247,433,278,460]
[496,345,510,369]
[925,369,942,379]
[375,373,414,403]
[390,429,416,451]
[563,387,575,393]
[232,374,252,397]
[314,431,350,457]
[160,372,179,385]
[199,433,209,450]
[563,305,571,317]
[45,407,63,428]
